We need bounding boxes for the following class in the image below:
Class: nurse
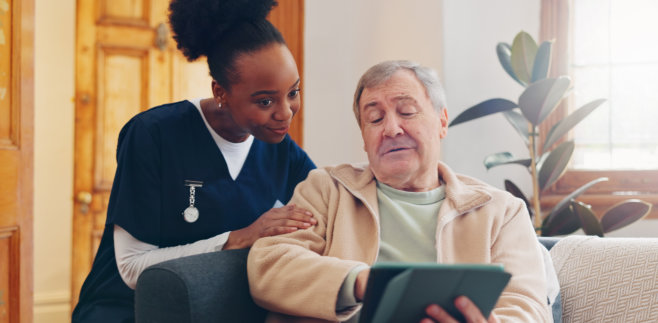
[71,0,316,322]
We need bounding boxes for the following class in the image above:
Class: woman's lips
[268,126,289,135]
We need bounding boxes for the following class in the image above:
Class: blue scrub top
[72,101,315,322]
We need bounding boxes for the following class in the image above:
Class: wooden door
[71,0,305,307]
[0,0,35,322]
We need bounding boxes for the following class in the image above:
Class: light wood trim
[0,227,19,323]
[269,0,305,147]
[0,0,18,150]
[539,0,658,220]
[97,25,154,49]
[97,0,149,27]
[14,0,34,320]
[72,0,97,308]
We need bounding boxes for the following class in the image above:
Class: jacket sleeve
[247,169,367,321]
[491,197,553,322]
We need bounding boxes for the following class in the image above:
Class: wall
[33,0,75,321]
[304,0,444,166]
[441,0,540,193]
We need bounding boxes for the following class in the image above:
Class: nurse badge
[183,180,203,223]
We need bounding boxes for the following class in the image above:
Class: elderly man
[247,60,554,322]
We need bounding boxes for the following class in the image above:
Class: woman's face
[215,43,301,144]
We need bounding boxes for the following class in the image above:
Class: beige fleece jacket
[247,162,551,322]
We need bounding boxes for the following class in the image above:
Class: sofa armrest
[134,248,266,323]
[550,235,658,322]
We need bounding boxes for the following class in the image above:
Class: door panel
[72,0,305,309]
[171,54,212,101]
[0,0,15,149]
[101,0,147,22]
[0,228,18,323]
[0,0,34,321]
[96,48,147,187]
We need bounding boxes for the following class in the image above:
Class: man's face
[359,70,448,191]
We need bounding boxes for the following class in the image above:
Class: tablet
[358,262,511,323]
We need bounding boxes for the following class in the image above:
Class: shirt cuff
[336,264,369,311]
[212,231,231,251]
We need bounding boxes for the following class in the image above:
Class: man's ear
[439,107,449,139]
[211,80,227,105]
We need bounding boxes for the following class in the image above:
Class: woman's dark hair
[168,0,286,90]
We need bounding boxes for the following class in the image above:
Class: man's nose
[382,116,404,137]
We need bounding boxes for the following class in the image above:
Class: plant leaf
[484,152,531,170]
[547,177,609,220]
[504,179,534,219]
[601,199,652,233]
[543,98,606,151]
[449,98,518,127]
[531,40,553,83]
[497,42,525,86]
[510,31,537,85]
[518,76,571,126]
[538,141,574,191]
[536,151,550,173]
[502,110,529,145]
[572,200,603,237]
[542,203,580,236]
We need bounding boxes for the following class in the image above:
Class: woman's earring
[217,102,222,109]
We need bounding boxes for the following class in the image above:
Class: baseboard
[34,290,70,323]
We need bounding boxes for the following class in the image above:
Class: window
[540,0,658,219]
[571,0,658,170]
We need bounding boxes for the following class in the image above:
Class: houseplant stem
[529,123,542,234]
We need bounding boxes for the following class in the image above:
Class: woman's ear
[211,80,226,105]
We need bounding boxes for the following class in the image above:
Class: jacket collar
[328,161,493,216]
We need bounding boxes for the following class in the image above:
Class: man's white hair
[352,60,447,126]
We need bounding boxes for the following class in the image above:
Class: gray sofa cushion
[134,248,266,323]
[136,239,563,323]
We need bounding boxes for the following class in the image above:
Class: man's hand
[223,204,316,250]
[354,268,370,301]
[420,296,500,323]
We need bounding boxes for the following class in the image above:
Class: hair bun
[169,0,278,61]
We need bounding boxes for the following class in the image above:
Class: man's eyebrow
[250,78,301,97]
[363,100,380,110]
[392,95,417,104]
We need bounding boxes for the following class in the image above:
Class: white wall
[304,0,443,166]
[441,0,540,194]
[33,0,75,321]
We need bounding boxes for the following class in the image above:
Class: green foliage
[449,31,652,236]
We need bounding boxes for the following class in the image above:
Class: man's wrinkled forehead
[360,72,424,107]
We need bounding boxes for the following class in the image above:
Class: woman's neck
[200,98,250,143]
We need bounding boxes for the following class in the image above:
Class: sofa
[134,236,658,322]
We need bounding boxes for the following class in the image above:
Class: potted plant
[449,31,651,236]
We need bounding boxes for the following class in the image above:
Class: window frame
[539,0,658,219]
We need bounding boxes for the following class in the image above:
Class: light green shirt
[376,181,445,262]
[337,181,446,318]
